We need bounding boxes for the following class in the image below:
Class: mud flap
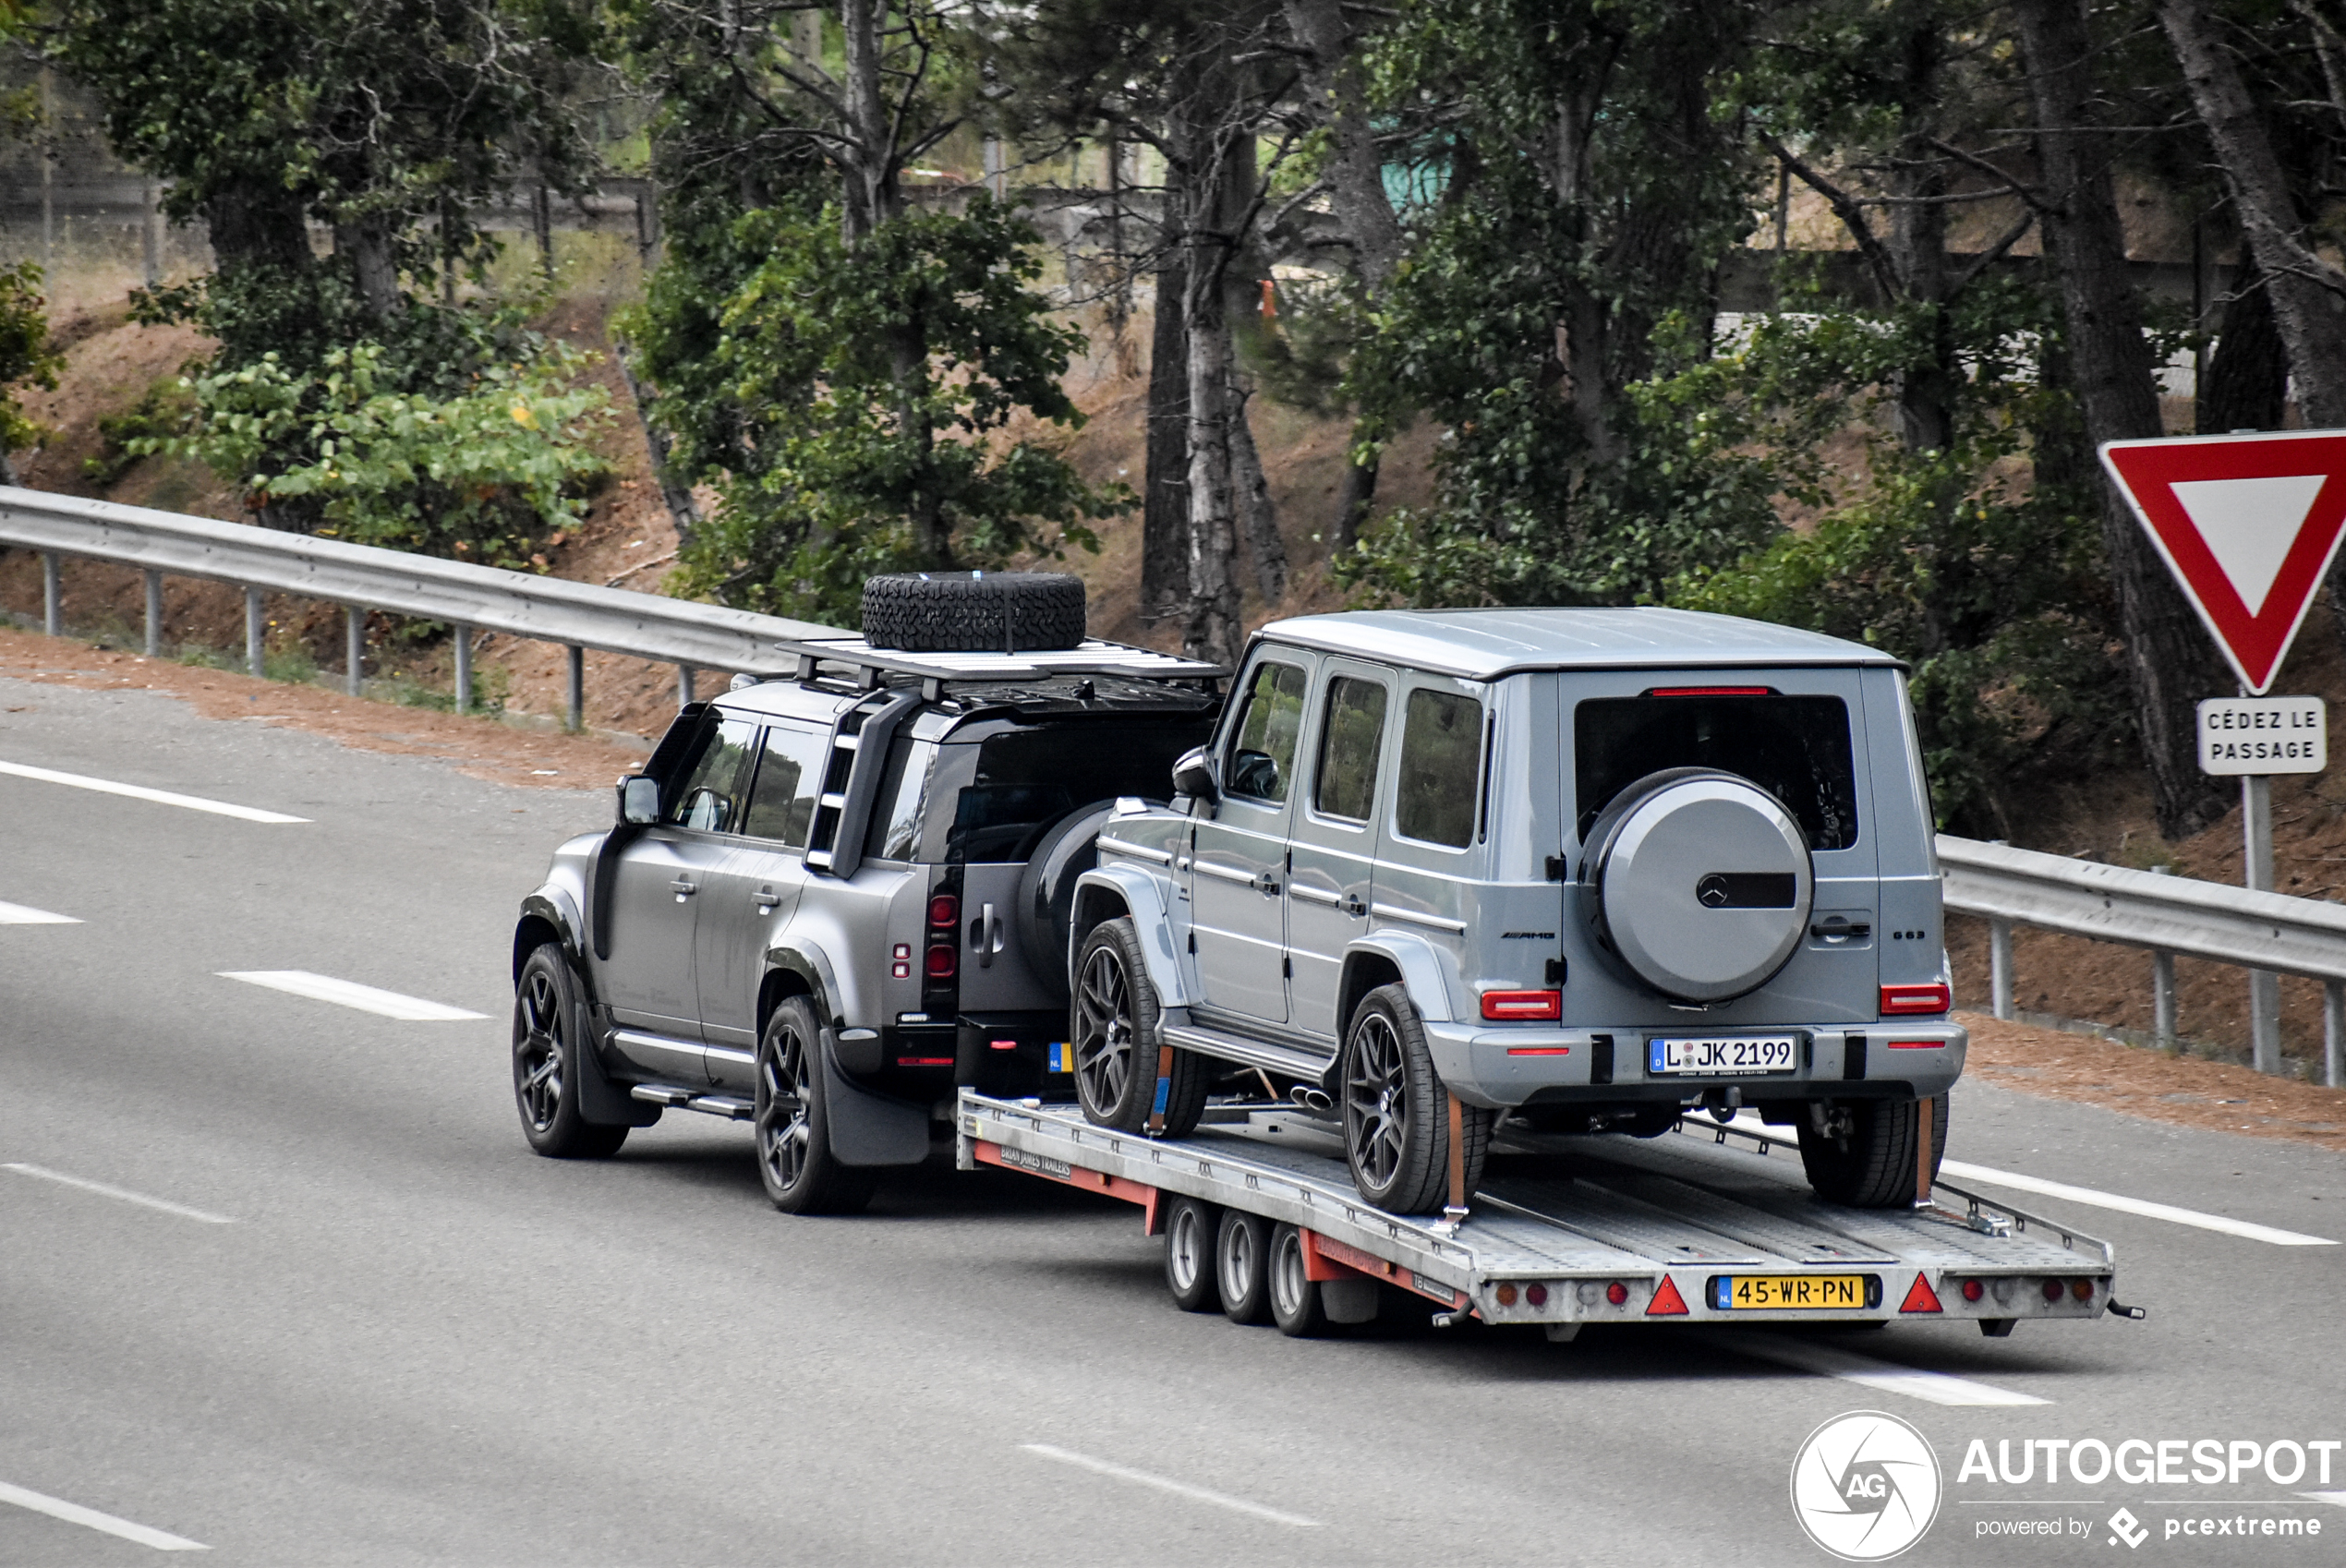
[575,1016,663,1128]
[822,1031,932,1166]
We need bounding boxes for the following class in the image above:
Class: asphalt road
[4,672,2345,1567]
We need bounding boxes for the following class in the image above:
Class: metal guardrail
[1938,834,2346,1085]
[0,486,841,726]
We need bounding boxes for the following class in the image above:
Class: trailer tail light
[1961,1278,1985,1302]
[1526,1283,1549,1308]
[2041,1278,2064,1303]
[1605,1282,1629,1306]
[925,944,957,979]
[1880,983,1952,1016]
[1495,1283,1518,1307]
[1481,989,1562,1021]
[928,893,960,929]
[2072,1278,2094,1302]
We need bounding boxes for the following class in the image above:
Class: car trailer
[957,1091,2135,1338]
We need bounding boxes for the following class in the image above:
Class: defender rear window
[925,720,1213,862]
[1574,693,1857,850]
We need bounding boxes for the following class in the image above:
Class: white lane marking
[0,1479,209,1550]
[2300,1492,2346,1507]
[1706,1330,2049,1407]
[1938,1160,2337,1248]
[217,971,488,1021]
[0,759,307,824]
[1703,1112,2338,1249]
[3,1164,236,1225]
[0,899,79,924]
[1018,1443,1322,1528]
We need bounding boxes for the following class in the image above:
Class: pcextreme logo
[1791,1411,1944,1561]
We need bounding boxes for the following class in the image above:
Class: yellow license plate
[1713,1273,1874,1310]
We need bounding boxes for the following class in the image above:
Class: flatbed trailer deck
[957,1092,2125,1334]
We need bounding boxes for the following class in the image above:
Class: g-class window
[1574,691,1857,850]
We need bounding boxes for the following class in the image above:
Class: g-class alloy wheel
[1070,917,1207,1137]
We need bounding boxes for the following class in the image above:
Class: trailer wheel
[1071,917,1209,1137]
[1340,984,1493,1214]
[1215,1210,1273,1324]
[1798,1092,1949,1207]
[1163,1197,1221,1312]
[1266,1224,1331,1338]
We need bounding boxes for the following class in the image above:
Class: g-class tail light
[1880,983,1951,1016]
[1481,989,1562,1021]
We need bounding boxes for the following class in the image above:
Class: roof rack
[770,635,1225,701]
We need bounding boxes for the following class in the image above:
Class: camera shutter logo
[1789,1411,1942,1561]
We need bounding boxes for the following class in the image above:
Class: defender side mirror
[1171,745,1219,805]
[617,775,660,826]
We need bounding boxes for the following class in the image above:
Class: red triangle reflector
[1899,1272,1943,1314]
[1645,1276,1688,1316]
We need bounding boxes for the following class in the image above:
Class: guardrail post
[2153,950,2176,1047]
[566,645,584,732]
[1989,918,2013,1020]
[453,624,472,715]
[345,606,364,696]
[2327,981,2343,1090]
[42,550,59,636]
[677,663,695,707]
[142,570,162,657]
[244,587,263,677]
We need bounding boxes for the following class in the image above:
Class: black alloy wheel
[512,945,628,1159]
[1070,917,1207,1137]
[1339,983,1492,1214]
[754,995,875,1215]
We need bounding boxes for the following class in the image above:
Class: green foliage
[147,341,611,570]
[86,378,196,488]
[0,260,60,458]
[657,198,1123,623]
[1667,273,2132,833]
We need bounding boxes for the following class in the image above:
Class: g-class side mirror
[1171,745,1220,805]
[617,775,660,826]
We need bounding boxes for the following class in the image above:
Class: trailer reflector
[1646,1277,1688,1316]
[1899,1272,1943,1313]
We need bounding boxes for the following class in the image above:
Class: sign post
[2102,432,2346,1076]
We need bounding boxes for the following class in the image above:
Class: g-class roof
[1253,607,1903,681]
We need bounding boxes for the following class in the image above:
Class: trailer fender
[1073,865,1191,1009]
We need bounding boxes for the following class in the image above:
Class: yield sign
[2101,429,2346,694]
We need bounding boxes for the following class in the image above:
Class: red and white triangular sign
[2101,429,2346,694]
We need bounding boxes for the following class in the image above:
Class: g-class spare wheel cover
[1581,767,1814,1002]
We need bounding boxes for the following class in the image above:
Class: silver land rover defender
[1066,607,1963,1213]
[509,573,1221,1212]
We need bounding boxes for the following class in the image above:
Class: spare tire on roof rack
[862,571,1087,653]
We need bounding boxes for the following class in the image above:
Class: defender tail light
[1481,989,1562,1021]
[925,944,957,979]
[1880,983,1952,1016]
[928,893,960,929]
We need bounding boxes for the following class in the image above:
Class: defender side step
[629,1085,756,1121]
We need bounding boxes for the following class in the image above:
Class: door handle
[755,885,780,913]
[1340,892,1367,918]
[974,901,1004,967]
[1252,870,1281,896]
[671,877,696,901]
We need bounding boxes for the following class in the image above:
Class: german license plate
[1713,1273,1875,1310]
[1647,1035,1798,1075]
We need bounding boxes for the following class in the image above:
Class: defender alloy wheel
[1070,917,1207,1137]
[754,996,875,1215]
[511,945,628,1159]
[1340,983,1492,1214]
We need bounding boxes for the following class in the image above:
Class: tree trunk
[1227,377,1287,606]
[203,185,312,273]
[2199,252,2288,436]
[1184,287,1242,666]
[2024,0,2231,838]
[337,217,401,320]
[839,0,898,241]
[1330,452,1378,556]
[2160,0,2346,428]
[1282,0,1403,290]
[1142,227,1191,626]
